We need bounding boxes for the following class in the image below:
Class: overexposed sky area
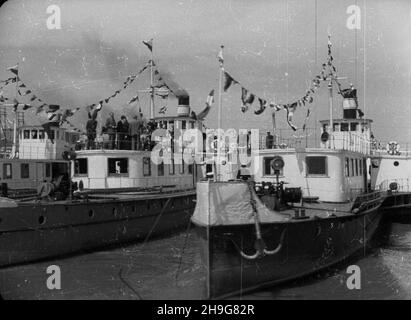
[0,0,410,142]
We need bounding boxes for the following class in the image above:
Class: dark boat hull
[0,191,195,267]
[196,208,382,299]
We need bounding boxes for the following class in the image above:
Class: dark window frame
[306,156,328,176]
[21,163,30,179]
[108,158,128,176]
[143,157,151,176]
[74,158,88,176]
[3,163,12,179]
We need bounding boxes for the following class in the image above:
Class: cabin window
[74,158,88,175]
[355,159,359,176]
[360,159,363,175]
[3,163,12,179]
[39,130,45,139]
[351,159,355,176]
[169,158,175,175]
[263,157,284,176]
[158,162,164,176]
[350,122,358,132]
[31,130,38,139]
[341,123,349,132]
[108,158,128,175]
[306,156,327,176]
[181,121,186,130]
[190,121,195,129]
[188,164,194,174]
[21,163,30,179]
[23,130,30,139]
[143,157,151,176]
[56,130,60,140]
[345,158,349,177]
[333,123,340,132]
[45,163,51,178]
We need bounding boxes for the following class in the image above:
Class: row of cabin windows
[74,158,194,177]
[156,120,196,130]
[263,156,328,177]
[1,163,51,180]
[21,129,78,143]
[345,157,364,177]
[263,156,364,178]
[332,122,359,132]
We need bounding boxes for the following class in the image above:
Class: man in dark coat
[86,118,97,150]
[117,115,130,149]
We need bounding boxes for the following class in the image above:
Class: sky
[0,0,410,144]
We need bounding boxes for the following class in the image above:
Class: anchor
[239,182,287,260]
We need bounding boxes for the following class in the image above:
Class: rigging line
[174,217,193,281]
[34,61,150,93]
[118,268,144,300]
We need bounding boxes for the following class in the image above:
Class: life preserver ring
[386,141,400,155]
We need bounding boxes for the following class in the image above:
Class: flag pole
[150,40,154,120]
[217,45,224,182]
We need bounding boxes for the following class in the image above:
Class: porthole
[38,216,46,225]
[394,161,399,167]
[88,210,94,218]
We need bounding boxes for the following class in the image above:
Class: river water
[1,219,411,300]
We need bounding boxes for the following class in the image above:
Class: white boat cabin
[252,98,372,202]
[71,109,204,191]
[370,142,411,192]
[0,124,76,190]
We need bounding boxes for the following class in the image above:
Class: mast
[12,63,19,158]
[216,45,224,182]
[149,42,154,120]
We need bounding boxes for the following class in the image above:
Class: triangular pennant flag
[241,87,255,113]
[7,64,18,76]
[223,72,238,92]
[23,104,31,110]
[206,89,214,107]
[48,104,60,112]
[284,102,298,131]
[158,106,167,114]
[142,39,153,52]
[128,95,139,105]
[254,98,267,115]
[105,98,110,104]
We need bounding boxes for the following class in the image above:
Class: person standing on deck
[129,114,144,150]
[86,118,97,150]
[117,115,130,149]
[105,112,116,149]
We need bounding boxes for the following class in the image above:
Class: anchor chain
[239,182,286,260]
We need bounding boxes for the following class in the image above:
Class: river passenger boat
[0,49,204,267]
[191,45,384,298]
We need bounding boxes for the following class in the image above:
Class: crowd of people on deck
[79,111,158,151]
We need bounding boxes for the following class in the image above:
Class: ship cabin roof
[71,115,203,192]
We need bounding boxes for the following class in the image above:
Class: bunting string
[219,35,360,131]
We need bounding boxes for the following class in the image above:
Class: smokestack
[177,95,190,117]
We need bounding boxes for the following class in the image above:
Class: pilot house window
[108,158,128,175]
[306,156,327,176]
[74,159,88,175]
